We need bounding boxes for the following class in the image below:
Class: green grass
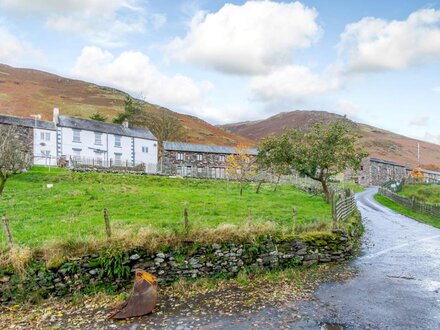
[0,167,332,251]
[398,184,440,204]
[374,194,440,229]
[340,182,365,193]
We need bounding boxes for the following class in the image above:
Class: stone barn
[162,141,257,179]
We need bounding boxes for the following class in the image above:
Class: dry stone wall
[0,222,363,304]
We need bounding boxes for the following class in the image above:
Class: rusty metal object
[108,269,158,319]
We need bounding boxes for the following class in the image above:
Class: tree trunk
[0,176,7,196]
[256,181,263,194]
[321,179,330,203]
[240,181,243,196]
[274,174,281,192]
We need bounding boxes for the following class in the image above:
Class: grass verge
[398,184,440,204]
[374,194,440,229]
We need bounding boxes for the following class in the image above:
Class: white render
[58,127,158,170]
[33,128,57,166]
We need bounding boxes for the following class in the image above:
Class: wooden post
[292,208,297,227]
[184,207,189,230]
[2,215,14,248]
[103,208,111,238]
[248,208,252,222]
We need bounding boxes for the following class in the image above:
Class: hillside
[220,111,440,166]
[0,64,251,146]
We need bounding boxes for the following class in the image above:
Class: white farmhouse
[0,108,158,172]
[53,109,158,172]
[0,114,57,166]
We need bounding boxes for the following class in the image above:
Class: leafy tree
[113,96,186,158]
[90,112,106,122]
[0,125,33,196]
[225,144,257,196]
[261,122,367,203]
[409,167,424,181]
[258,134,293,192]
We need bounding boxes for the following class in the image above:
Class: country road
[290,187,440,329]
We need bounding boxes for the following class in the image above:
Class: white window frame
[196,154,203,161]
[114,135,121,147]
[219,155,225,162]
[94,132,103,145]
[73,129,81,143]
[177,152,184,161]
[142,146,149,153]
[45,132,50,141]
[72,148,81,158]
[114,153,122,166]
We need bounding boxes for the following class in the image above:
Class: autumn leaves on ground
[0,263,357,329]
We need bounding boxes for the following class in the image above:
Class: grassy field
[375,194,440,229]
[398,184,440,204]
[0,167,332,252]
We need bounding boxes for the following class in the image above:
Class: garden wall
[0,219,363,304]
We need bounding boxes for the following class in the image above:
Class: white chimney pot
[53,107,60,123]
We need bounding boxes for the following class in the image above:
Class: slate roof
[57,115,156,140]
[0,114,56,130]
[163,141,258,155]
[369,157,405,167]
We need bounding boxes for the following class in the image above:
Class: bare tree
[0,125,33,195]
[225,144,257,196]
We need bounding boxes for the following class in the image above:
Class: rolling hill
[0,64,252,146]
[220,111,440,166]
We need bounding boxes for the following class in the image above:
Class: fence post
[2,214,14,248]
[184,207,189,230]
[103,208,111,238]
[248,208,252,222]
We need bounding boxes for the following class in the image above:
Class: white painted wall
[33,128,57,166]
[59,127,157,171]
[133,138,158,173]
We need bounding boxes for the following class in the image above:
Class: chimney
[122,118,129,128]
[53,107,59,123]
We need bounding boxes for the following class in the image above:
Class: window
[41,150,51,158]
[219,155,225,162]
[95,132,103,145]
[196,154,203,161]
[72,148,81,158]
[177,153,184,160]
[40,132,51,141]
[114,135,121,147]
[73,129,81,142]
[114,153,122,166]
[186,166,192,177]
[142,146,149,153]
[177,166,182,176]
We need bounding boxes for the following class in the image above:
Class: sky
[0,0,439,145]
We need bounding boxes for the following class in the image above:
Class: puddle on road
[320,323,345,330]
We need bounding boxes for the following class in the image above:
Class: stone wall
[0,222,363,304]
[0,123,33,156]
[162,150,229,177]
[345,158,407,186]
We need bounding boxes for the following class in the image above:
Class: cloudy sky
[1,0,439,144]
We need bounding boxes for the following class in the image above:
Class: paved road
[292,187,440,329]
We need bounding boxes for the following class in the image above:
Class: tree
[143,110,186,159]
[90,112,106,122]
[0,125,33,196]
[257,134,293,192]
[409,167,424,181]
[261,122,367,203]
[225,144,257,196]
[113,96,186,158]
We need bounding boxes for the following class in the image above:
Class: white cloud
[249,65,338,102]
[167,1,321,75]
[338,8,440,73]
[335,99,363,116]
[410,116,430,127]
[0,25,43,65]
[0,0,162,47]
[424,132,440,145]
[71,46,212,108]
